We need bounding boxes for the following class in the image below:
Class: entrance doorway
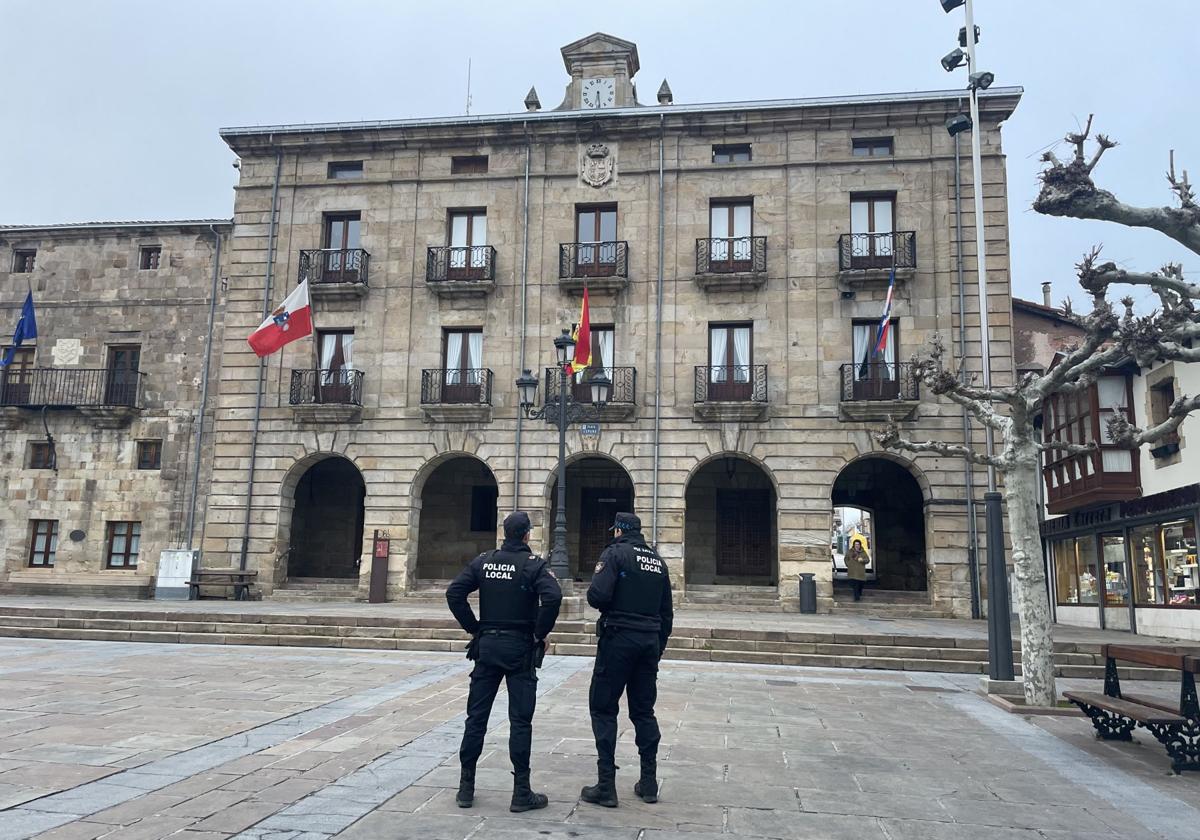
[288,457,366,579]
[415,456,499,581]
[831,457,927,591]
[684,455,777,586]
[548,456,634,580]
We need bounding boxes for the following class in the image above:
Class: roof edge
[0,219,232,235]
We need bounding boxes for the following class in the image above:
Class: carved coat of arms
[581,143,614,188]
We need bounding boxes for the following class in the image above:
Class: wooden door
[715,488,771,578]
[104,346,140,406]
[579,486,632,578]
[1,347,34,405]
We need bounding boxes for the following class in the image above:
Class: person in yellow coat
[844,537,870,602]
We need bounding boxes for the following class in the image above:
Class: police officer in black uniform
[446,511,562,812]
[580,511,673,808]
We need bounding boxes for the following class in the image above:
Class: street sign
[581,423,600,437]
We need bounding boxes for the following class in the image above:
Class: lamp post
[517,328,612,586]
[940,0,1015,682]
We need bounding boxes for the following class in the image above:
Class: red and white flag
[247,281,313,357]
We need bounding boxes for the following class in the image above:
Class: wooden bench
[187,569,258,601]
[1064,644,1200,774]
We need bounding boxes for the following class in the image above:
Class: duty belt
[480,628,533,638]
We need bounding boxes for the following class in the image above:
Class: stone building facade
[0,221,229,596]
[205,33,1022,616]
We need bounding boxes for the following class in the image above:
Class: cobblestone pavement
[0,638,1197,840]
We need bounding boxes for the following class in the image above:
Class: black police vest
[478,549,539,627]
[610,541,667,616]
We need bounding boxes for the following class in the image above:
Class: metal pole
[186,224,223,548]
[513,125,531,511]
[651,113,665,545]
[550,364,571,588]
[954,133,981,620]
[965,0,1014,677]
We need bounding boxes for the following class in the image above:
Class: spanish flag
[567,286,591,375]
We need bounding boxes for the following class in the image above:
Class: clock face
[581,77,616,109]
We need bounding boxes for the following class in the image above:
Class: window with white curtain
[851,320,897,380]
[709,323,752,382]
[444,328,483,385]
[1098,375,1133,472]
[318,331,354,384]
[576,325,614,382]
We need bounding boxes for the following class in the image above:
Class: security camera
[232,159,241,170]
[969,71,995,91]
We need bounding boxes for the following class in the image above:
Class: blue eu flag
[1,291,37,367]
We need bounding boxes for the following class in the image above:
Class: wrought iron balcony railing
[427,246,496,283]
[0,368,144,408]
[298,248,370,286]
[696,236,767,274]
[838,231,916,271]
[694,365,768,403]
[542,366,637,405]
[839,362,920,401]
[420,369,494,405]
[559,241,629,279]
[289,369,364,406]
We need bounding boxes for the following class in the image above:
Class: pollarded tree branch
[1083,264,1200,305]
[873,422,1005,468]
[1168,150,1197,211]
[1108,393,1200,448]
[1035,120,1200,255]
[1038,440,1097,457]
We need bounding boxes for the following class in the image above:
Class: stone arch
[278,453,367,582]
[831,454,929,592]
[545,452,636,581]
[412,453,499,582]
[684,452,778,587]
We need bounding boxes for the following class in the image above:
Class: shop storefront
[1043,484,1200,640]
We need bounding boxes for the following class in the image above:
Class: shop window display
[1054,536,1100,605]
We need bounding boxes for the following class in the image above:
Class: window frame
[451,155,489,175]
[323,212,362,251]
[712,144,752,164]
[28,441,54,470]
[28,519,58,568]
[136,440,163,470]
[12,249,36,273]
[104,344,142,407]
[327,161,364,180]
[852,137,894,157]
[139,245,162,270]
[1149,378,1180,448]
[104,521,141,569]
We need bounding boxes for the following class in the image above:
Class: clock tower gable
[555,32,641,111]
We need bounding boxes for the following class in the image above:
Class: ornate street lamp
[516,329,612,584]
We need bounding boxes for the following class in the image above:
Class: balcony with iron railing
[543,365,637,421]
[837,361,921,422]
[289,368,364,424]
[837,232,917,287]
[426,246,497,297]
[0,367,144,428]
[693,365,768,422]
[558,241,629,293]
[420,368,494,423]
[694,237,768,291]
[298,248,370,299]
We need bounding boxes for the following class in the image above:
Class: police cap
[503,511,532,539]
[609,511,641,532]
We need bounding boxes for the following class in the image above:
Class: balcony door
[573,325,613,402]
[323,213,361,281]
[709,201,753,270]
[448,211,487,279]
[443,328,483,404]
[317,330,354,404]
[1,347,34,405]
[575,206,618,276]
[104,346,140,406]
[709,323,752,401]
[851,320,899,400]
[850,195,895,268]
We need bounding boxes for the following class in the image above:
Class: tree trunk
[1004,452,1057,707]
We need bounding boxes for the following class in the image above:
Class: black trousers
[589,628,661,771]
[459,634,538,773]
[851,579,864,601]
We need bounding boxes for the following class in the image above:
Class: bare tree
[876,118,1200,707]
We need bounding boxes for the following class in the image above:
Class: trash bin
[798,573,817,614]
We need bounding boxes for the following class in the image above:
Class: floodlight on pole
[941,0,965,11]
[941,48,966,72]
[945,114,972,137]
[959,25,980,47]
[969,71,995,91]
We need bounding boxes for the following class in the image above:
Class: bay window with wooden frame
[1042,371,1140,514]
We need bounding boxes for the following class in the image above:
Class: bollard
[798,573,817,614]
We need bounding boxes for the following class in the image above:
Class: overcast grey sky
[2,0,1196,305]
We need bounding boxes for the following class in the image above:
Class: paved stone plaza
[0,638,1198,840]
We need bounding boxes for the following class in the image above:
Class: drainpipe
[651,113,665,545]
[239,148,283,571]
[955,132,981,619]
[513,123,531,511]
[186,223,223,548]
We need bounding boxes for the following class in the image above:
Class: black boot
[509,770,548,813]
[456,766,475,808]
[634,756,658,803]
[580,762,619,808]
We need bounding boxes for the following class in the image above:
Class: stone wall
[0,223,229,596]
